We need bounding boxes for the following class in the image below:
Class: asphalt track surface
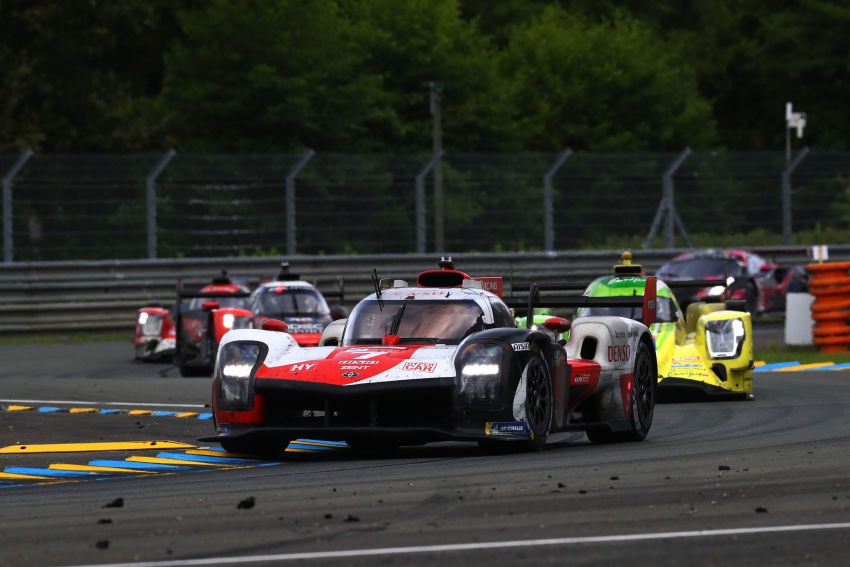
[1,338,849,567]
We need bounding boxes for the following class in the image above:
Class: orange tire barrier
[808,261,850,353]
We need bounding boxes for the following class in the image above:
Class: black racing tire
[586,339,656,444]
[745,282,758,314]
[178,354,209,378]
[521,348,554,450]
[347,439,400,456]
[219,438,289,458]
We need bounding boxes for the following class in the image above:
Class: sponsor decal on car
[671,363,702,369]
[614,330,639,339]
[289,363,317,372]
[511,342,531,352]
[607,344,631,362]
[484,421,531,437]
[573,374,592,384]
[341,371,359,378]
[338,360,380,365]
[401,361,437,372]
[288,324,325,334]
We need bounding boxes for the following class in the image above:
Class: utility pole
[429,81,445,252]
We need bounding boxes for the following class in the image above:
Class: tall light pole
[785,101,807,162]
[429,81,445,252]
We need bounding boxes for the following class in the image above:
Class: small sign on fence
[809,245,829,262]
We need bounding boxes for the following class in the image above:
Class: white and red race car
[202,260,659,454]
[134,305,177,361]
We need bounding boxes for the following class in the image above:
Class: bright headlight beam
[462,363,500,377]
[138,312,149,325]
[222,313,235,329]
[222,363,253,378]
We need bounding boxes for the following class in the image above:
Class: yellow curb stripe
[125,456,233,468]
[0,471,52,480]
[68,407,98,414]
[129,410,153,416]
[6,405,34,412]
[754,361,766,367]
[784,362,835,372]
[174,412,199,418]
[0,441,196,454]
[48,463,158,474]
[285,447,321,453]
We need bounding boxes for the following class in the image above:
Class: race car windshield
[257,289,330,317]
[188,296,248,310]
[344,300,485,345]
[657,258,744,279]
[577,297,678,323]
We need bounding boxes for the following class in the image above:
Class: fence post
[781,146,810,245]
[415,150,444,254]
[644,147,692,248]
[145,149,177,259]
[286,149,316,256]
[2,149,33,263]
[543,148,572,253]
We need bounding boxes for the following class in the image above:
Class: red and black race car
[175,274,253,377]
[202,259,659,455]
[657,249,808,314]
[248,263,346,347]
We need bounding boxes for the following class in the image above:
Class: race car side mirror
[202,301,220,311]
[262,319,289,332]
[542,317,571,334]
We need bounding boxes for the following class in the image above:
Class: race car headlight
[139,313,163,336]
[707,285,725,297]
[222,314,253,330]
[217,342,264,410]
[705,318,745,359]
[458,343,503,402]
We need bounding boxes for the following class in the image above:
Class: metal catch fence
[2,149,847,262]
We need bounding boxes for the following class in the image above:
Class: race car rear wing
[661,278,730,289]
[505,276,658,328]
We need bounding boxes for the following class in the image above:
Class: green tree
[344,0,514,151]
[0,0,184,151]
[161,0,388,152]
[499,5,716,151]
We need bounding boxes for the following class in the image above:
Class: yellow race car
[578,252,754,400]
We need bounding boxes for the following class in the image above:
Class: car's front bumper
[206,376,531,445]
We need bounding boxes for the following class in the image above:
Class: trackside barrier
[0,246,835,335]
[807,261,850,353]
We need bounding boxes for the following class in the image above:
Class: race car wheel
[177,355,209,378]
[586,339,656,443]
[523,350,553,449]
[347,439,400,456]
[745,282,758,314]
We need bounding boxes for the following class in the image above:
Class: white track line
[69,522,850,567]
[0,399,206,409]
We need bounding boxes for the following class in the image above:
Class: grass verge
[0,331,129,345]
[757,344,850,364]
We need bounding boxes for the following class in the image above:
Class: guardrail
[0,246,835,334]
